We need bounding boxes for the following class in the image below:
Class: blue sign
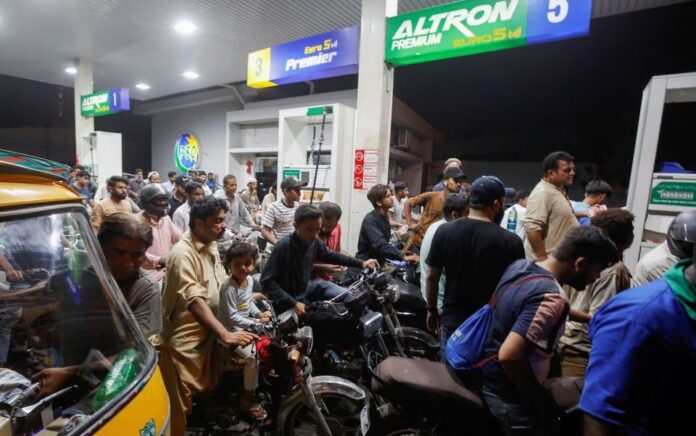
[526,0,592,45]
[247,26,359,88]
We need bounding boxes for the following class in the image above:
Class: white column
[347,0,398,255]
[73,58,94,165]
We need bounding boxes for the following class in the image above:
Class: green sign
[650,181,696,208]
[80,88,130,117]
[385,0,592,66]
[282,169,301,179]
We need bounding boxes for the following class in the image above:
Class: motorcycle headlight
[388,284,400,303]
[292,326,314,355]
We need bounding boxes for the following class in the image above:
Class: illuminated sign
[247,26,359,88]
[174,133,200,173]
[386,0,592,66]
[80,88,130,117]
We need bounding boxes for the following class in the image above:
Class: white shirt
[500,204,527,241]
[161,181,175,194]
[172,202,192,234]
[632,241,679,287]
[261,200,298,253]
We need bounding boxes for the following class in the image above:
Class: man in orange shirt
[404,167,466,247]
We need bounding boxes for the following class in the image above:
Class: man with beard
[173,181,205,234]
[524,151,578,261]
[479,226,618,435]
[426,176,525,348]
[91,175,133,232]
[157,197,257,435]
[403,167,466,247]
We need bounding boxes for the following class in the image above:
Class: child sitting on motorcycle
[218,242,272,421]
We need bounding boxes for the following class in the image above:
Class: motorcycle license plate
[360,405,370,435]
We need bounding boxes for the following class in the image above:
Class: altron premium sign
[80,88,130,117]
[247,26,359,89]
[174,133,201,174]
[386,0,592,66]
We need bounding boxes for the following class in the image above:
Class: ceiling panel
[0,0,689,100]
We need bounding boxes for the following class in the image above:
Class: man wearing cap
[426,176,525,348]
[261,176,304,261]
[404,167,466,247]
[140,184,181,281]
[432,157,463,192]
[168,175,189,218]
[524,151,579,261]
[241,177,261,214]
[580,218,696,434]
[572,180,613,225]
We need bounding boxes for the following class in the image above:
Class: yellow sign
[247,47,275,88]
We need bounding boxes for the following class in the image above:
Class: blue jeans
[482,385,558,436]
[303,279,348,303]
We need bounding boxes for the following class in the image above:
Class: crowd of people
[50,152,696,434]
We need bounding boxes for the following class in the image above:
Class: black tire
[367,413,428,436]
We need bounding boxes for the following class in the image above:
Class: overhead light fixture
[182,71,199,80]
[135,83,151,90]
[173,20,197,34]
[65,67,77,75]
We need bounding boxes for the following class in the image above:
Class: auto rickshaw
[0,150,169,435]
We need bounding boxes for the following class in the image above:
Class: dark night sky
[393,1,696,177]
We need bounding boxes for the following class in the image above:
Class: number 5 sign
[527,0,593,45]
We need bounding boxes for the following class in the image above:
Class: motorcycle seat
[372,357,485,416]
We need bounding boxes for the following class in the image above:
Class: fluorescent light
[135,83,151,90]
[173,20,196,34]
[65,67,77,75]
[182,71,199,79]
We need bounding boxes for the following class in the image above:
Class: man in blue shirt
[580,221,696,435]
[480,226,618,435]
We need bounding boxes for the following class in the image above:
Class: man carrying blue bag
[445,226,618,436]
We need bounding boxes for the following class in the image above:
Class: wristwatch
[426,305,438,313]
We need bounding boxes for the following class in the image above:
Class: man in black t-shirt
[356,184,419,265]
[168,175,189,218]
[426,176,524,349]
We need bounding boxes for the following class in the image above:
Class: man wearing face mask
[426,176,525,348]
[140,184,182,281]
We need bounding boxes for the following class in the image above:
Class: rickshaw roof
[0,149,81,209]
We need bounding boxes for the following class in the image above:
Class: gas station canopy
[0,0,689,100]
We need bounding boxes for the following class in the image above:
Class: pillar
[73,58,94,165]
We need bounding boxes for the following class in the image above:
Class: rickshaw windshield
[0,208,153,434]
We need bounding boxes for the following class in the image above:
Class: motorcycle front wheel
[280,392,365,436]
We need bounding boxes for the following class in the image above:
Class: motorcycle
[368,356,583,436]
[307,269,438,388]
[187,300,369,436]
[352,269,439,361]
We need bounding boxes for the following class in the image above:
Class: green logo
[173,133,201,174]
[386,0,527,66]
[650,181,696,207]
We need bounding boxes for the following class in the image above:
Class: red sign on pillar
[353,149,364,190]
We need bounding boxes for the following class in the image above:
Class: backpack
[445,274,554,371]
